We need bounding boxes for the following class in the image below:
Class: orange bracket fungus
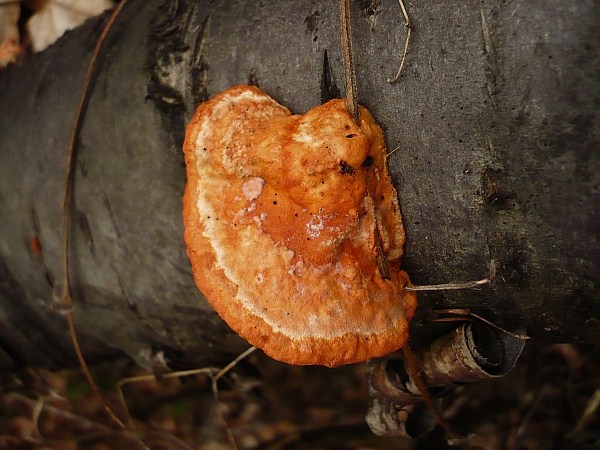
[183,85,417,367]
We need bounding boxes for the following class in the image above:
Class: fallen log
[0,0,597,369]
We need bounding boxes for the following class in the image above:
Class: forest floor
[0,341,599,450]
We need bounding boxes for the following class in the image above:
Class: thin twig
[430,308,531,340]
[117,367,218,430]
[386,146,400,158]
[339,0,359,124]
[340,0,389,277]
[212,346,257,383]
[211,346,257,450]
[117,347,256,450]
[406,277,491,291]
[387,0,412,83]
[405,259,496,291]
[60,0,129,430]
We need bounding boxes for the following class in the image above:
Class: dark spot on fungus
[339,160,355,175]
[345,133,357,138]
[273,201,278,205]
[362,156,374,167]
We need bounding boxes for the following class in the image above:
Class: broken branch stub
[366,322,526,437]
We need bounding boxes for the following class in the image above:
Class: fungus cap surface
[183,85,417,367]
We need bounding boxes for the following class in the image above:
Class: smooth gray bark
[0,0,598,369]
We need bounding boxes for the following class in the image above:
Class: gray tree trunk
[0,0,598,369]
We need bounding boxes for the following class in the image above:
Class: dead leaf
[0,2,21,68]
[26,0,114,52]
